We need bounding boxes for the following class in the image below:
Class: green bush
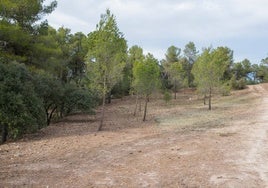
[230,75,247,90]
[163,90,172,104]
[0,62,46,142]
[61,83,98,116]
[0,63,98,143]
[220,82,231,96]
[34,72,98,125]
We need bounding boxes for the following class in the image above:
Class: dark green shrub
[0,62,46,142]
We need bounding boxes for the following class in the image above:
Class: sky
[46,0,268,64]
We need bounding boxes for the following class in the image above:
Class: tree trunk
[139,96,142,112]
[47,106,57,126]
[187,63,192,87]
[204,94,207,105]
[143,95,149,121]
[107,90,112,104]
[1,123,8,144]
[133,95,139,116]
[98,92,106,131]
[174,79,177,99]
[60,102,64,118]
[209,88,212,110]
[187,69,191,87]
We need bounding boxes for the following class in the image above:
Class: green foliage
[128,45,145,64]
[108,45,145,98]
[192,47,232,90]
[86,9,127,97]
[216,47,234,81]
[0,0,57,30]
[165,45,181,63]
[220,82,231,96]
[33,72,63,125]
[0,20,31,63]
[0,2,115,139]
[231,59,268,86]
[60,84,97,116]
[0,62,46,140]
[183,42,198,65]
[0,43,94,142]
[31,26,63,72]
[86,9,128,130]
[162,45,181,72]
[68,32,88,84]
[168,60,185,98]
[232,59,252,82]
[162,45,185,96]
[163,90,172,104]
[132,53,161,96]
[192,47,232,109]
[162,42,198,89]
[255,62,268,83]
[132,53,161,121]
[231,75,247,90]
[0,0,57,67]
[34,72,97,125]
[121,45,145,95]
[193,48,220,92]
[183,42,198,87]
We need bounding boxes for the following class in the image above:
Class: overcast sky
[46,0,268,64]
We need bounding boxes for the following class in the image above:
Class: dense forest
[1,0,268,144]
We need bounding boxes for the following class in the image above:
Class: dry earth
[1,84,268,187]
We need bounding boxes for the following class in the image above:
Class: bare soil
[1,84,268,187]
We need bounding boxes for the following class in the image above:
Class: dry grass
[149,87,259,133]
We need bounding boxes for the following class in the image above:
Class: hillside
[1,84,268,187]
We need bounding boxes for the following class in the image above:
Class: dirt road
[0,84,268,187]
[209,84,268,187]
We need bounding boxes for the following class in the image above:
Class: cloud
[46,0,268,63]
[99,0,268,42]
[47,11,89,32]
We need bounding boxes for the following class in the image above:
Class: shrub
[0,62,46,142]
[230,75,247,90]
[163,90,172,104]
[236,78,247,89]
[220,82,231,96]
